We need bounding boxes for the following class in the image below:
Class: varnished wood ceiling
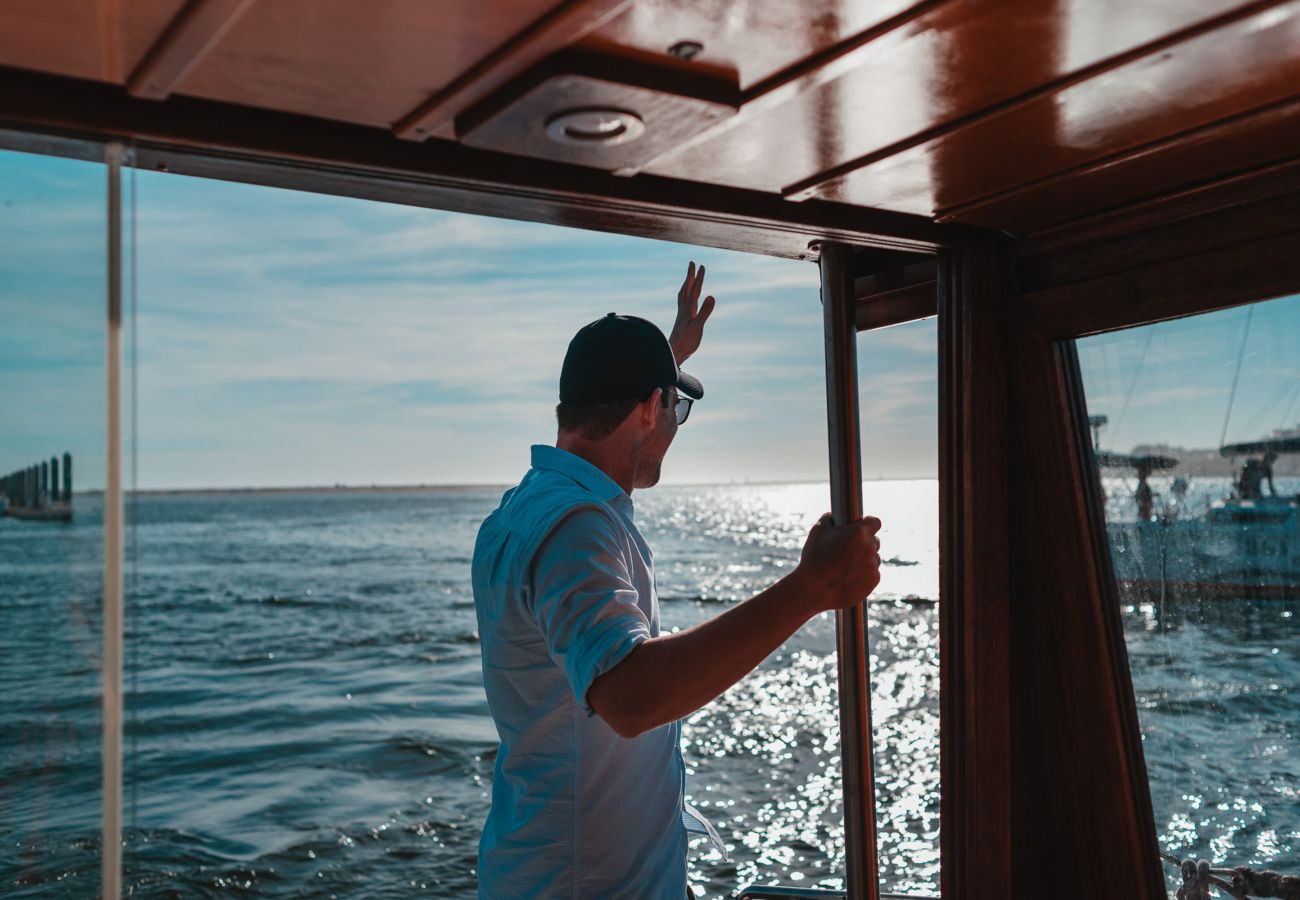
[1,0,1298,237]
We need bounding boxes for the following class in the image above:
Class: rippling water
[2,480,1295,897]
[1101,476,1300,893]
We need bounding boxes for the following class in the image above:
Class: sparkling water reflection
[7,480,1296,897]
[638,481,941,897]
[1098,476,1300,893]
[0,481,930,897]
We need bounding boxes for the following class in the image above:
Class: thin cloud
[3,152,947,488]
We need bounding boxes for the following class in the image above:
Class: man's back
[471,445,688,899]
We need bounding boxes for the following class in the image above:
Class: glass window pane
[1076,293,1300,892]
[859,318,940,897]
[122,167,867,898]
[0,146,107,893]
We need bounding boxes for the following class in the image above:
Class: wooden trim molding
[1024,155,1300,252]
[1016,183,1300,291]
[855,259,936,331]
[1016,225,1300,339]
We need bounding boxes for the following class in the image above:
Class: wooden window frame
[939,187,1300,900]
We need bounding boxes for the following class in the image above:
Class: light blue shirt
[472,445,699,899]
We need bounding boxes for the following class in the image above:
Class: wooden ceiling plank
[127,0,260,100]
[780,0,1292,202]
[935,92,1300,228]
[391,0,633,142]
[584,0,927,94]
[99,0,123,83]
[613,0,953,177]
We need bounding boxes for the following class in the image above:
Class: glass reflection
[1077,293,1300,893]
[859,317,940,897]
[0,146,107,893]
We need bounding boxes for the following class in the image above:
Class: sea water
[1,481,1294,897]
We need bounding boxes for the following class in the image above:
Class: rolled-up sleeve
[526,505,651,715]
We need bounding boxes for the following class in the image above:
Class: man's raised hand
[668,260,716,365]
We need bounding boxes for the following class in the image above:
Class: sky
[4,148,1296,491]
[1,148,939,491]
[1077,298,1300,455]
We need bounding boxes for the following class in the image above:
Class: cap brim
[676,370,703,400]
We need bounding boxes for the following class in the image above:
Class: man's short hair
[555,397,643,440]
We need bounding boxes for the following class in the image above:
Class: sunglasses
[661,392,693,425]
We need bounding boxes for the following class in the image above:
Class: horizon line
[106,475,940,496]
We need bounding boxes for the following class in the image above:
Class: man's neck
[554,435,635,496]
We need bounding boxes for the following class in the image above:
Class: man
[1240,449,1279,499]
[471,262,882,899]
[1135,458,1155,522]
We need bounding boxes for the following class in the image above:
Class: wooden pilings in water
[1,452,73,521]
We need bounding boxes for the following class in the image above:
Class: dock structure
[1,452,73,521]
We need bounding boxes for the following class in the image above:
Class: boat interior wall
[1,0,1299,239]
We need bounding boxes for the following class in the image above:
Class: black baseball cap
[559,313,704,404]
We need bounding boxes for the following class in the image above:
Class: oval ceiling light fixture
[545,108,646,146]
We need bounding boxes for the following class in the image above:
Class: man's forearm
[588,569,823,737]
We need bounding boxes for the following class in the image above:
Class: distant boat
[1102,436,1298,600]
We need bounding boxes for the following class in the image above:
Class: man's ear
[639,389,662,429]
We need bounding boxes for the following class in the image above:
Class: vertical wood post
[818,241,880,900]
[938,242,1012,900]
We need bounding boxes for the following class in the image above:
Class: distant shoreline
[73,477,942,497]
[126,483,513,497]
[51,470,1300,498]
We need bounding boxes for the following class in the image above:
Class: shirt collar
[530,445,629,503]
